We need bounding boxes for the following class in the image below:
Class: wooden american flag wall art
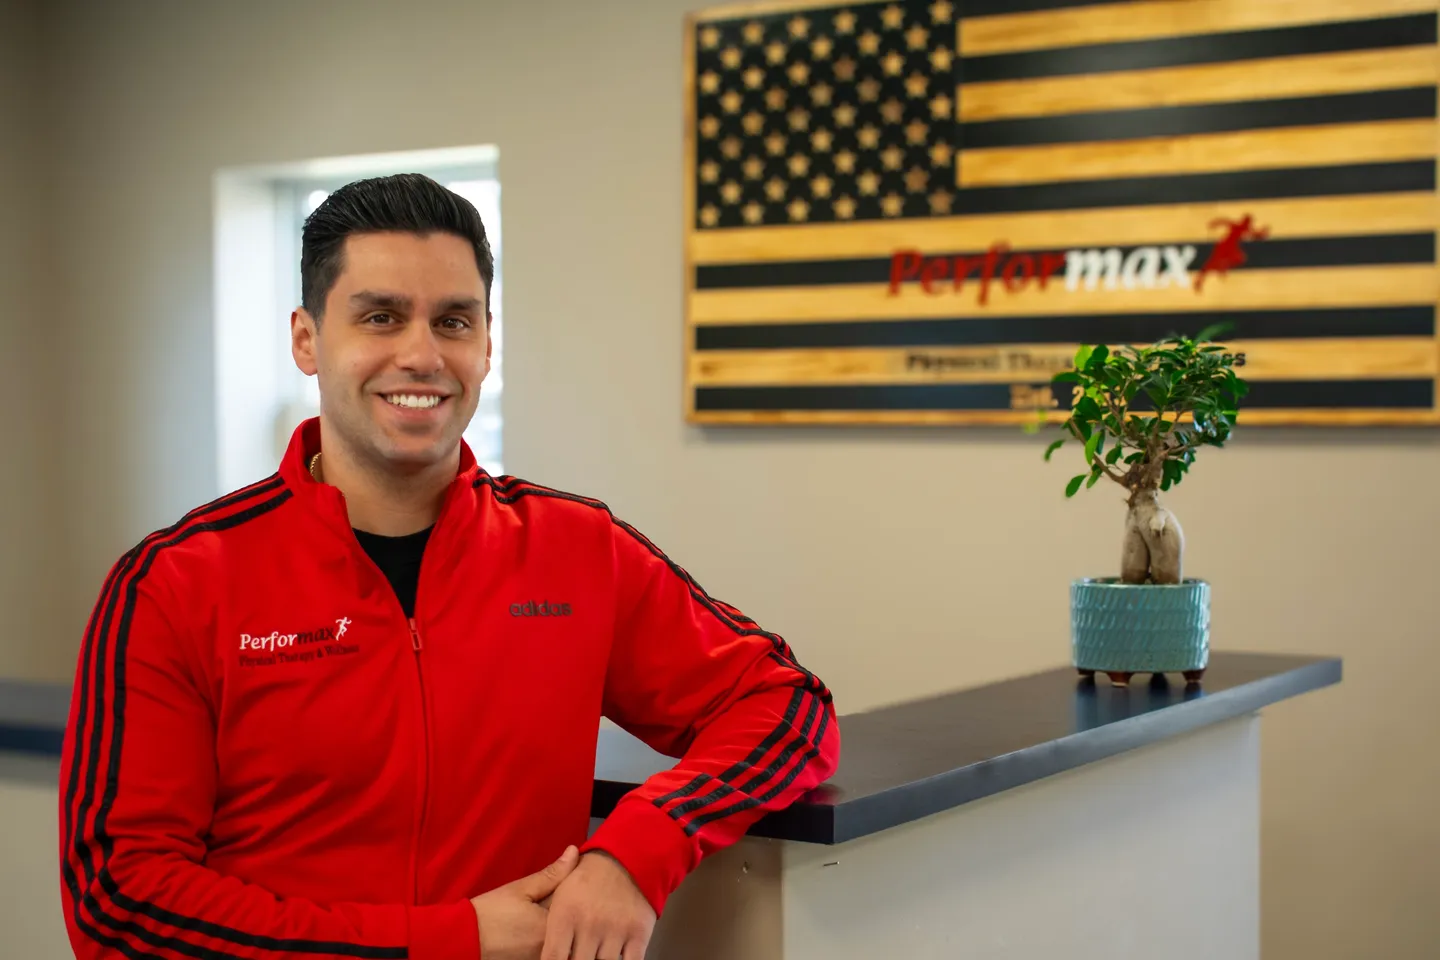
[682,0,1440,426]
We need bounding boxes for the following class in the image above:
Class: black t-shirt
[353,526,432,618]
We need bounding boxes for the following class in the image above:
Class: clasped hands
[470,845,656,960]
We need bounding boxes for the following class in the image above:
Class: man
[58,173,840,960]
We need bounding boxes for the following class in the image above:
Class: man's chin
[369,431,460,472]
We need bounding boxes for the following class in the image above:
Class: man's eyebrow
[348,291,482,314]
[435,296,484,314]
[349,290,411,311]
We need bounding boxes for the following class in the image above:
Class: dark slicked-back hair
[300,173,494,321]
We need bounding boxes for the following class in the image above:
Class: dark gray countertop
[592,652,1342,844]
[0,679,68,756]
[4,653,1341,846]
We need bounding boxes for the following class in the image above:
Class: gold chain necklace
[308,451,323,483]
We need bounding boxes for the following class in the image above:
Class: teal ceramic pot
[1070,577,1210,684]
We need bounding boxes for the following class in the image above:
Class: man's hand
[471,846,580,960]
[541,851,656,960]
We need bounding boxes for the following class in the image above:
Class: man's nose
[396,319,444,374]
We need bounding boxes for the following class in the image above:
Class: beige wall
[0,0,60,681]
[8,0,1438,956]
[0,755,69,959]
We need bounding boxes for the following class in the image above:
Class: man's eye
[366,312,395,325]
[440,317,471,330]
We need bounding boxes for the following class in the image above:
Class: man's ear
[291,308,319,375]
[484,311,494,377]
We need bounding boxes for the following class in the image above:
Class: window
[215,147,503,494]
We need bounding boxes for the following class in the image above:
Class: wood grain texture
[686,408,1440,425]
[693,0,874,23]
[959,47,1440,122]
[687,0,1440,427]
[958,120,1436,187]
[688,194,1437,264]
[689,338,1439,386]
[960,0,1437,57]
[690,265,1439,323]
[684,13,699,420]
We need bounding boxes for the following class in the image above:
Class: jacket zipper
[405,486,457,907]
[336,545,433,906]
[323,476,457,907]
[408,616,429,906]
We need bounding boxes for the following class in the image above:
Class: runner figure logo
[1195,215,1270,292]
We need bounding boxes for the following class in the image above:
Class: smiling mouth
[380,393,448,410]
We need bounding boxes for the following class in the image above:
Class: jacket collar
[278,417,482,531]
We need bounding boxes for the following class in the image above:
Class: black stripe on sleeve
[666,690,828,837]
[651,687,807,815]
[651,773,734,811]
[98,493,410,958]
[961,87,1437,149]
[693,307,1436,351]
[65,475,288,852]
[64,477,290,960]
[712,688,809,785]
[962,14,1438,84]
[68,485,411,960]
[735,692,823,795]
[682,706,833,837]
[653,690,823,829]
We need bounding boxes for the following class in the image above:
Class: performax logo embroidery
[510,601,573,617]
[239,617,358,668]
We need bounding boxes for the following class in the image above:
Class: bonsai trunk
[1120,487,1185,584]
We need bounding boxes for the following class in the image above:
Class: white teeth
[384,394,442,409]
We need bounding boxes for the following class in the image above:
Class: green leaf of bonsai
[1074,396,1103,423]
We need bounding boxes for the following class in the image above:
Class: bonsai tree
[1036,325,1248,585]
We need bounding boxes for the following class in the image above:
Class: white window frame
[213,146,503,495]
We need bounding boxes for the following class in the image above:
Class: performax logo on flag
[887,215,1270,304]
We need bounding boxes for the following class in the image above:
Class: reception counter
[594,652,1341,960]
[2,652,1340,960]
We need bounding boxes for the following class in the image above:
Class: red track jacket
[58,418,840,960]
